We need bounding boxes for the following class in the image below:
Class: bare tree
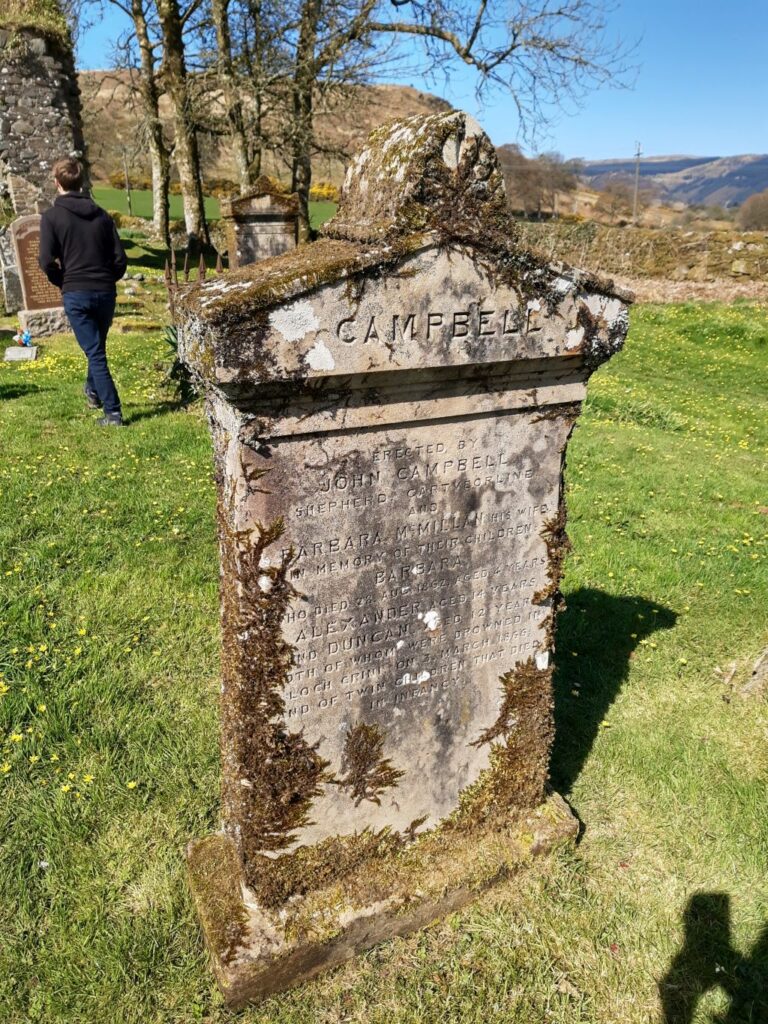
[105,0,172,244]
[497,143,542,217]
[210,0,252,193]
[131,0,172,244]
[156,0,210,247]
[276,0,632,239]
[738,189,768,231]
[537,152,581,218]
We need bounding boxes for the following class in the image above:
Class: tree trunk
[156,0,209,248]
[132,0,171,247]
[291,0,319,243]
[211,0,252,194]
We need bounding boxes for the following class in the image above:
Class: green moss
[533,503,572,607]
[250,827,408,913]
[332,722,404,807]
[216,486,333,888]
[187,835,249,965]
[0,0,69,42]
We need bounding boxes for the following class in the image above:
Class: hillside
[78,71,452,185]
[581,154,768,207]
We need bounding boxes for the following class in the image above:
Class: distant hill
[580,154,768,207]
[78,71,452,186]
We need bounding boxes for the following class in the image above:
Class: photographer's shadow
[659,893,768,1023]
[550,586,677,797]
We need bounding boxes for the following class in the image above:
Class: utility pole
[632,141,642,226]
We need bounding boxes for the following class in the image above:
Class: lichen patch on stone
[269,299,320,343]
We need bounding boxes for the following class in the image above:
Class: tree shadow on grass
[659,893,768,1023]
[0,382,48,401]
[551,587,677,797]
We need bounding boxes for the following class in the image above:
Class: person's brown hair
[52,158,84,192]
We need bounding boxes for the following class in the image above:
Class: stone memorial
[0,15,88,312]
[178,111,631,1007]
[11,215,68,336]
[0,229,23,314]
[4,345,38,362]
[221,177,299,268]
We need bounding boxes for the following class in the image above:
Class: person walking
[39,157,128,426]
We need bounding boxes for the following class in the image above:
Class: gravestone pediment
[178,111,632,1006]
[221,178,300,269]
[220,179,300,220]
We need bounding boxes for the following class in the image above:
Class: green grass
[93,187,221,223]
[92,187,337,231]
[0,289,766,1023]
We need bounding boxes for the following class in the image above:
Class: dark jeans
[62,290,121,416]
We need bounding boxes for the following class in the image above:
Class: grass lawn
[92,187,338,232]
[0,280,766,1022]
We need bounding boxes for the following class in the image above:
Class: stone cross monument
[177,111,631,1007]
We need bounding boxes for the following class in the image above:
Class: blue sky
[78,1,768,160]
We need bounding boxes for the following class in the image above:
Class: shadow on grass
[551,587,677,796]
[0,382,48,401]
[659,893,768,1023]
[124,401,181,425]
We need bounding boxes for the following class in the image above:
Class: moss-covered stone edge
[188,790,577,964]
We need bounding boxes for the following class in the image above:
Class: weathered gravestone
[11,215,68,336]
[221,176,299,269]
[178,111,631,1007]
[0,228,23,314]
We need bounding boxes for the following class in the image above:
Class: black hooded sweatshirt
[39,192,127,294]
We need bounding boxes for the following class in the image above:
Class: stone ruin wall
[0,26,87,217]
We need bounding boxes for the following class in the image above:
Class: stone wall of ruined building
[0,27,87,216]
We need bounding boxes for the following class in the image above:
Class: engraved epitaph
[11,216,63,311]
[178,111,632,1006]
[221,177,299,269]
[10,216,68,337]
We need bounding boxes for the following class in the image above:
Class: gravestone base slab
[4,346,38,362]
[19,307,69,337]
[187,791,577,1009]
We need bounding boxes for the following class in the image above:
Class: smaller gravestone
[0,228,23,314]
[221,177,299,268]
[10,216,68,336]
[4,346,38,362]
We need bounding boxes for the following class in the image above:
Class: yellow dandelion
[10,733,22,743]
[1,762,11,774]
[60,784,72,793]
[126,780,138,789]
